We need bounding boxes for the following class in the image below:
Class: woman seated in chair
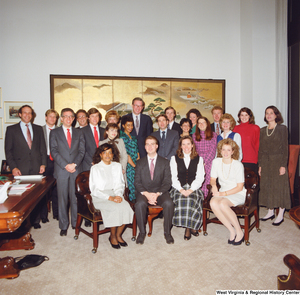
[89,143,134,249]
[210,138,246,246]
[170,135,205,240]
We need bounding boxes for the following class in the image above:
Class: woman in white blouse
[170,136,205,240]
[89,143,134,249]
[217,113,243,161]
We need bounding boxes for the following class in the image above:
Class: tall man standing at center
[122,97,153,158]
[50,108,85,236]
[135,136,174,245]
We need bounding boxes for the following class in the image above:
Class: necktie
[135,116,139,135]
[94,126,99,147]
[150,158,154,180]
[67,128,71,148]
[26,124,32,149]
[49,128,53,161]
[216,124,220,136]
[162,131,166,141]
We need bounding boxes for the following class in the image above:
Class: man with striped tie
[5,105,47,228]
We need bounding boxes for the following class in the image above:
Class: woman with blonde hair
[105,110,120,125]
[210,138,246,245]
[217,113,243,161]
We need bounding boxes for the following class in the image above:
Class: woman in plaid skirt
[170,136,205,240]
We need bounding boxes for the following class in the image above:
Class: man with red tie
[5,105,47,228]
[42,109,59,221]
[81,108,105,172]
[50,108,85,236]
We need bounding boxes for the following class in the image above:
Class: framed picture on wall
[4,101,34,124]
[50,75,225,129]
[1,160,11,174]
[0,117,3,139]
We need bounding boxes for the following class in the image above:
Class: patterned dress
[120,131,139,202]
[192,131,217,197]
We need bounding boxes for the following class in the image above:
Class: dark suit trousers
[135,192,174,235]
[42,156,58,218]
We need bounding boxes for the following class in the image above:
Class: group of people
[4,97,290,249]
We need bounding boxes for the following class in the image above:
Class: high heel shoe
[191,229,199,237]
[184,228,191,240]
[118,240,128,247]
[109,237,120,249]
[272,219,284,226]
[228,235,236,244]
[233,235,244,246]
[260,214,275,221]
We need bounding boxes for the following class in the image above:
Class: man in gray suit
[42,109,59,221]
[50,108,85,236]
[134,136,174,245]
[151,114,179,161]
[5,104,47,229]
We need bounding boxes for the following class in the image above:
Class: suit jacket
[135,155,171,194]
[151,129,179,161]
[50,126,85,179]
[210,122,215,132]
[5,122,47,174]
[81,124,105,171]
[122,113,153,158]
[42,124,57,155]
[171,121,182,135]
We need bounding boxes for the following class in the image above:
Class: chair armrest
[123,188,135,210]
[85,194,100,214]
[283,254,300,278]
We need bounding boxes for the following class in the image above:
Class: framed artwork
[4,101,34,124]
[0,117,2,139]
[50,75,225,127]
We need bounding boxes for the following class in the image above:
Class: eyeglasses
[133,104,143,108]
[62,115,74,119]
[77,115,86,119]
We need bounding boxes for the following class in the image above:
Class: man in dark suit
[81,107,105,172]
[42,109,59,221]
[210,106,223,135]
[135,136,174,245]
[5,104,47,228]
[151,114,179,161]
[122,97,153,158]
[50,108,85,236]
[165,106,182,135]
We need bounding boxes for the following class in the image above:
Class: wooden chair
[202,167,260,246]
[288,145,300,207]
[278,254,300,290]
[147,205,163,237]
[74,171,136,253]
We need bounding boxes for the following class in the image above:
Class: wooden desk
[0,176,55,251]
[289,206,300,227]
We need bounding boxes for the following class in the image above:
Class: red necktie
[150,158,154,180]
[67,128,71,148]
[26,124,32,149]
[94,126,99,147]
[49,128,53,161]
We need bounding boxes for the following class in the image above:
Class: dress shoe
[33,223,41,229]
[60,230,67,236]
[53,215,58,220]
[228,235,236,244]
[109,237,120,249]
[233,235,244,246]
[72,226,76,230]
[136,233,146,245]
[118,240,128,247]
[260,214,275,221]
[42,218,49,223]
[191,229,199,237]
[164,233,174,244]
[272,219,284,226]
[84,219,92,227]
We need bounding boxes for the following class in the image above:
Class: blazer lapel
[17,122,31,150]
[58,127,70,150]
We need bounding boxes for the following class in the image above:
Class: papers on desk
[8,183,35,195]
[14,175,45,180]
